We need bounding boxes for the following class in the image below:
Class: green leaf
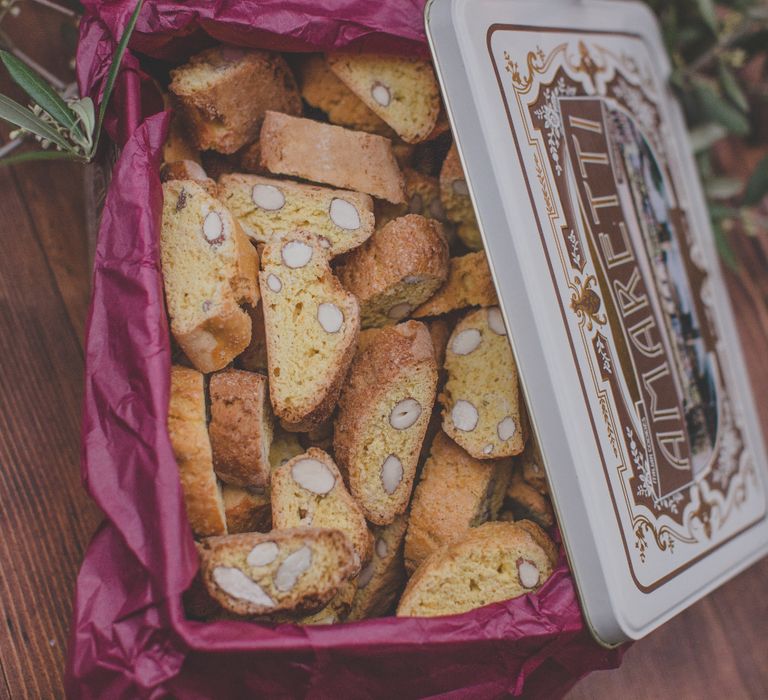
[705,176,744,200]
[696,0,719,33]
[0,94,73,151]
[91,0,144,156]
[0,149,82,168]
[0,50,84,141]
[693,79,750,135]
[743,155,768,205]
[68,96,95,148]
[688,122,727,152]
[717,61,749,112]
[711,218,739,271]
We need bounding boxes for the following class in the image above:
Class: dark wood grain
[0,5,100,699]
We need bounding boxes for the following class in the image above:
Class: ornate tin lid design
[427,0,768,645]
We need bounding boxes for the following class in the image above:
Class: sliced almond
[317,303,344,333]
[358,561,376,589]
[266,273,282,293]
[246,541,279,567]
[252,183,286,211]
[452,178,469,197]
[497,416,516,441]
[371,81,391,107]
[274,545,312,592]
[202,211,224,243]
[375,538,388,558]
[389,397,422,430]
[483,444,494,455]
[281,240,313,268]
[329,198,361,230]
[381,455,403,494]
[409,193,424,214]
[212,566,275,607]
[517,558,540,589]
[403,275,426,284]
[429,198,445,220]
[452,400,479,432]
[291,458,336,495]
[488,307,506,335]
[388,302,413,320]
[451,328,482,355]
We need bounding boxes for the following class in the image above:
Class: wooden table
[1,6,766,699]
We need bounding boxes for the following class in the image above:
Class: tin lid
[425,0,768,646]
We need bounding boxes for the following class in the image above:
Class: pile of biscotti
[161,46,558,623]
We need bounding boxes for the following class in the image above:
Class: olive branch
[0,0,142,165]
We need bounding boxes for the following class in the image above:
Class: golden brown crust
[335,214,449,328]
[348,514,408,620]
[222,484,271,534]
[199,528,357,616]
[503,471,555,529]
[397,521,557,617]
[413,252,498,318]
[259,111,406,204]
[170,48,302,154]
[161,180,254,373]
[334,321,437,524]
[231,220,260,308]
[404,432,511,573]
[260,231,360,432]
[271,448,372,566]
[168,366,227,537]
[296,54,394,137]
[209,369,274,488]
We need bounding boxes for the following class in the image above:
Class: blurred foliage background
[648,0,768,268]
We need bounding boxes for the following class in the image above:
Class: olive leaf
[91,0,144,154]
[693,79,750,135]
[0,0,143,165]
[0,93,72,150]
[0,49,85,144]
[743,155,768,206]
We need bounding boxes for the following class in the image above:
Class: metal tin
[426,0,768,646]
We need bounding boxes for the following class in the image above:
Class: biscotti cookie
[260,111,406,204]
[170,47,302,154]
[237,140,268,175]
[296,54,393,136]
[163,99,200,164]
[199,528,357,616]
[336,214,449,328]
[440,143,482,250]
[396,521,557,618]
[222,484,271,534]
[237,302,268,373]
[404,431,511,574]
[376,168,444,227]
[327,54,441,144]
[271,449,372,567]
[414,252,498,318]
[519,436,549,495]
[260,230,360,431]
[502,471,555,530]
[218,173,375,256]
[441,306,526,459]
[275,576,358,625]
[161,180,259,373]
[160,159,210,184]
[348,514,408,621]
[270,428,305,468]
[209,369,274,488]
[334,321,438,524]
[168,366,227,537]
